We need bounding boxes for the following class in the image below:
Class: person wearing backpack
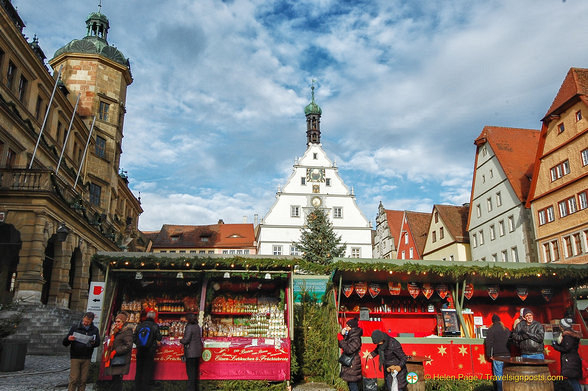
[133,311,162,391]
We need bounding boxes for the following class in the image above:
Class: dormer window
[576,111,582,121]
[558,123,565,133]
[171,235,180,242]
[200,236,209,242]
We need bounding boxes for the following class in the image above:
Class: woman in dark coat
[181,313,203,391]
[552,318,582,391]
[370,330,408,391]
[103,312,134,391]
[338,318,363,391]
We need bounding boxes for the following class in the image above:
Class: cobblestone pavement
[0,354,95,391]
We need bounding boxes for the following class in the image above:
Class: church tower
[256,87,373,258]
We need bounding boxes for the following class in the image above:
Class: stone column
[48,236,73,309]
[13,213,49,304]
[69,238,92,312]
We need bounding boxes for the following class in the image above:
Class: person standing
[338,318,363,391]
[485,314,511,391]
[103,312,134,391]
[552,317,582,391]
[181,313,203,391]
[62,312,101,391]
[133,311,162,391]
[370,330,408,391]
[511,308,545,359]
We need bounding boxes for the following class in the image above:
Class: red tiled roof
[151,223,255,249]
[385,209,405,249]
[544,68,588,119]
[435,204,470,242]
[474,126,539,203]
[404,211,431,257]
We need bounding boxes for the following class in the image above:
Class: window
[543,243,551,262]
[491,254,498,262]
[89,183,101,206]
[6,61,15,89]
[313,153,318,159]
[401,250,405,259]
[501,250,508,262]
[432,231,437,243]
[482,146,487,157]
[99,101,110,121]
[56,121,63,145]
[558,122,565,133]
[482,175,486,183]
[568,197,578,214]
[18,75,28,102]
[35,96,43,120]
[546,206,555,223]
[582,149,588,166]
[476,204,481,218]
[511,247,519,262]
[6,148,16,168]
[291,205,300,217]
[496,192,502,207]
[404,232,409,244]
[440,227,444,240]
[559,200,569,218]
[198,250,205,254]
[273,245,282,256]
[574,233,583,255]
[333,207,342,218]
[290,245,301,256]
[301,177,306,185]
[478,230,484,245]
[576,110,583,121]
[579,191,588,210]
[179,250,186,253]
[351,248,361,258]
[508,215,515,232]
[564,236,573,258]
[550,160,570,181]
[472,233,478,248]
[487,197,492,212]
[95,136,106,158]
[325,178,331,186]
[169,250,176,253]
[490,225,496,240]
[538,209,546,225]
[409,247,414,259]
[449,255,454,261]
[243,249,250,254]
[434,212,439,223]
[552,240,560,262]
[499,220,505,236]
[208,250,214,254]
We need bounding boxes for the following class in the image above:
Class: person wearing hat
[338,318,363,391]
[552,318,582,391]
[369,330,408,391]
[511,308,545,359]
[103,312,134,391]
[484,314,511,391]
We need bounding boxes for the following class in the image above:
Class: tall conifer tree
[295,207,345,265]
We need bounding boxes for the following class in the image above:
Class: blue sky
[14,0,588,231]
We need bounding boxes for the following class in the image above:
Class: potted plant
[0,304,26,372]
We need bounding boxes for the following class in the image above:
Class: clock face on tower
[306,168,325,182]
[311,196,322,207]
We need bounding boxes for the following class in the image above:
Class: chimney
[242,216,247,223]
[218,219,224,224]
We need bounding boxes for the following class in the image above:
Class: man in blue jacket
[63,312,101,391]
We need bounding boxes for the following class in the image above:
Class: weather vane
[98,0,102,13]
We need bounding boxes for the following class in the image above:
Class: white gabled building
[256,87,373,258]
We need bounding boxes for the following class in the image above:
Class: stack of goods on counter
[211,295,257,313]
[159,319,187,338]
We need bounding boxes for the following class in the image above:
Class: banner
[541,288,553,302]
[422,283,434,300]
[436,284,448,299]
[388,282,401,295]
[488,285,499,301]
[355,282,367,298]
[516,287,528,301]
[464,283,474,300]
[343,284,354,298]
[408,282,420,298]
[368,283,381,298]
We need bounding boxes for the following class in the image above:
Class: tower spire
[304,81,322,145]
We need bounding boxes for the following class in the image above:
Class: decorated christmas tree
[295,207,345,265]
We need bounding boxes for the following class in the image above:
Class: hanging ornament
[436,284,449,299]
[388,282,401,295]
[369,283,381,298]
[355,282,367,298]
[464,283,474,300]
[343,284,354,298]
[408,282,420,299]
[488,285,499,301]
[516,287,528,301]
[541,288,553,302]
[422,283,434,300]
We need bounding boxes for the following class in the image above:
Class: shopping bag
[110,355,126,366]
[391,370,399,391]
[338,353,354,367]
[363,356,378,391]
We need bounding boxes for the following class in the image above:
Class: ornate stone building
[0,2,142,311]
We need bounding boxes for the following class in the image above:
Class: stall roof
[330,258,588,287]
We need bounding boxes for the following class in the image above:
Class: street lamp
[56,223,70,242]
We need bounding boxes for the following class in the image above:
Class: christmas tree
[295,206,346,265]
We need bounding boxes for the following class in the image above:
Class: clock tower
[256,87,373,258]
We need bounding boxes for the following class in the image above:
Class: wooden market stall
[93,253,294,382]
[331,259,588,382]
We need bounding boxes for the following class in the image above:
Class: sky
[13,0,588,231]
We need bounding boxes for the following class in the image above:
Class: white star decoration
[425,355,433,365]
[362,349,372,359]
[437,346,447,356]
[458,345,468,356]
[478,354,487,364]
[544,346,551,356]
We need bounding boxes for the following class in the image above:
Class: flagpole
[55,93,81,175]
[74,116,96,189]
[28,65,62,169]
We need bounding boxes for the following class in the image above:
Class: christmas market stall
[93,253,294,382]
[331,259,588,381]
